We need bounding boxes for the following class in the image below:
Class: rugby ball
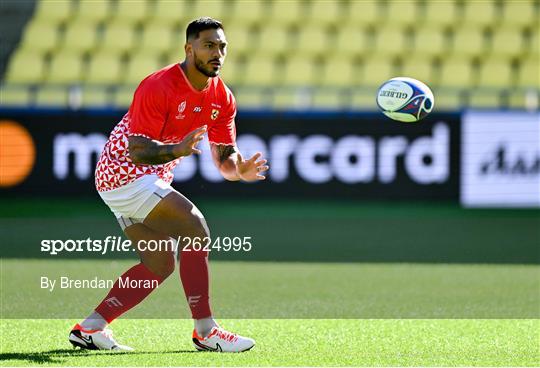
[376,77,434,122]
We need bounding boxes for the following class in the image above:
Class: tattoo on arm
[128,136,179,165]
[215,144,237,164]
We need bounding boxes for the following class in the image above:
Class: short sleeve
[128,79,167,140]
[208,89,237,146]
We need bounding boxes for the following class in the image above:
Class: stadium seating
[1,0,539,110]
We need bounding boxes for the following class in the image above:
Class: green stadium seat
[32,0,73,25]
[269,0,305,26]
[334,26,372,57]
[138,24,174,55]
[234,87,270,109]
[431,89,462,110]
[517,58,540,88]
[152,0,189,27]
[319,58,358,87]
[451,27,487,57]
[400,57,434,83]
[346,1,381,27]
[295,26,330,56]
[374,28,409,57]
[361,57,395,86]
[312,90,346,110]
[490,29,525,58]
[124,55,161,85]
[189,0,231,21]
[224,25,253,55]
[229,0,267,25]
[272,88,310,110]
[462,0,498,28]
[308,0,343,26]
[501,1,537,28]
[46,52,84,84]
[256,26,293,55]
[114,86,135,108]
[99,23,138,54]
[438,58,474,88]
[71,0,111,26]
[423,0,458,27]
[35,86,68,106]
[280,57,319,86]
[468,89,501,108]
[243,56,278,86]
[0,85,32,106]
[413,27,448,58]
[86,53,123,84]
[19,22,60,54]
[477,60,513,88]
[81,87,112,107]
[112,0,150,25]
[385,0,421,27]
[5,49,46,83]
[61,23,98,54]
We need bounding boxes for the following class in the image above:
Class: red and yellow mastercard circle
[0,120,36,187]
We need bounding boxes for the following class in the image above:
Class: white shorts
[98,174,176,230]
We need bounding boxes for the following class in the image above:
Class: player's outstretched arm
[211,144,269,182]
[128,126,207,165]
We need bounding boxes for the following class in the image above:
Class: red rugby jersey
[95,63,237,192]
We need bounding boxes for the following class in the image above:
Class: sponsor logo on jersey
[193,106,202,113]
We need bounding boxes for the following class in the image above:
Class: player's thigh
[123,222,176,278]
[143,191,210,240]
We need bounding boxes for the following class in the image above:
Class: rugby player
[68,17,267,353]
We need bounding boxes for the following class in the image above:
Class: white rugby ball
[376,77,434,122]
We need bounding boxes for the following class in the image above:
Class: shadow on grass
[0,348,199,364]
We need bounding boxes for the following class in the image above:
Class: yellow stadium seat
[462,0,498,27]
[272,88,310,110]
[312,90,346,110]
[61,23,98,54]
[334,26,372,57]
[189,0,231,21]
[256,26,293,55]
[281,57,319,87]
[346,1,381,27]
[124,55,161,85]
[35,86,68,106]
[99,23,138,54]
[71,0,111,25]
[308,0,343,26]
[220,55,246,86]
[270,0,305,26]
[5,50,46,83]
[19,22,60,53]
[490,29,525,58]
[229,0,267,25]
[0,86,32,106]
[451,27,487,57]
[234,87,270,109]
[400,57,434,83]
[86,53,123,84]
[295,26,330,56]
[501,1,537,28]
[374,28,409,57]
[361,58,395,86]
[413,27,448,58]
[114,86,135,108]
[385,0,421,27]
[138,24,174,55]
[112,0,150,25]
[508,89,540,109]
[243,57,279,86]
[152,0,190,27]
[438,58,474,88]
[517,58,540,88]
[350,89,378,110]
[32,0,73,25]
[423,0,458,27]
[432,89,462,110]
[47,52,84,84]
[224,25,253,55]
[81,87,111,107]
[529,30,538,58]
[468,90,501,108]
[477,60,513,88]
[319,58,358,87]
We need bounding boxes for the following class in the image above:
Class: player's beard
[194,52,220,78]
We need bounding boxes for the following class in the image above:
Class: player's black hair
[186,17,224,41]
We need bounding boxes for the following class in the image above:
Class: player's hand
[174,126,207,157]
[236,152,269,181]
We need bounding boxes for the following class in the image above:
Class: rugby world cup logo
[176,100,186,119]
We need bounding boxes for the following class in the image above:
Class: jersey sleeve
[128,78,168,140]
[208,87,237,146]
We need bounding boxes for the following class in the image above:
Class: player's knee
[144,257,175,279]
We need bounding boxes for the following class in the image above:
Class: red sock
[95,263,164,323]
[180,249,212,319]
